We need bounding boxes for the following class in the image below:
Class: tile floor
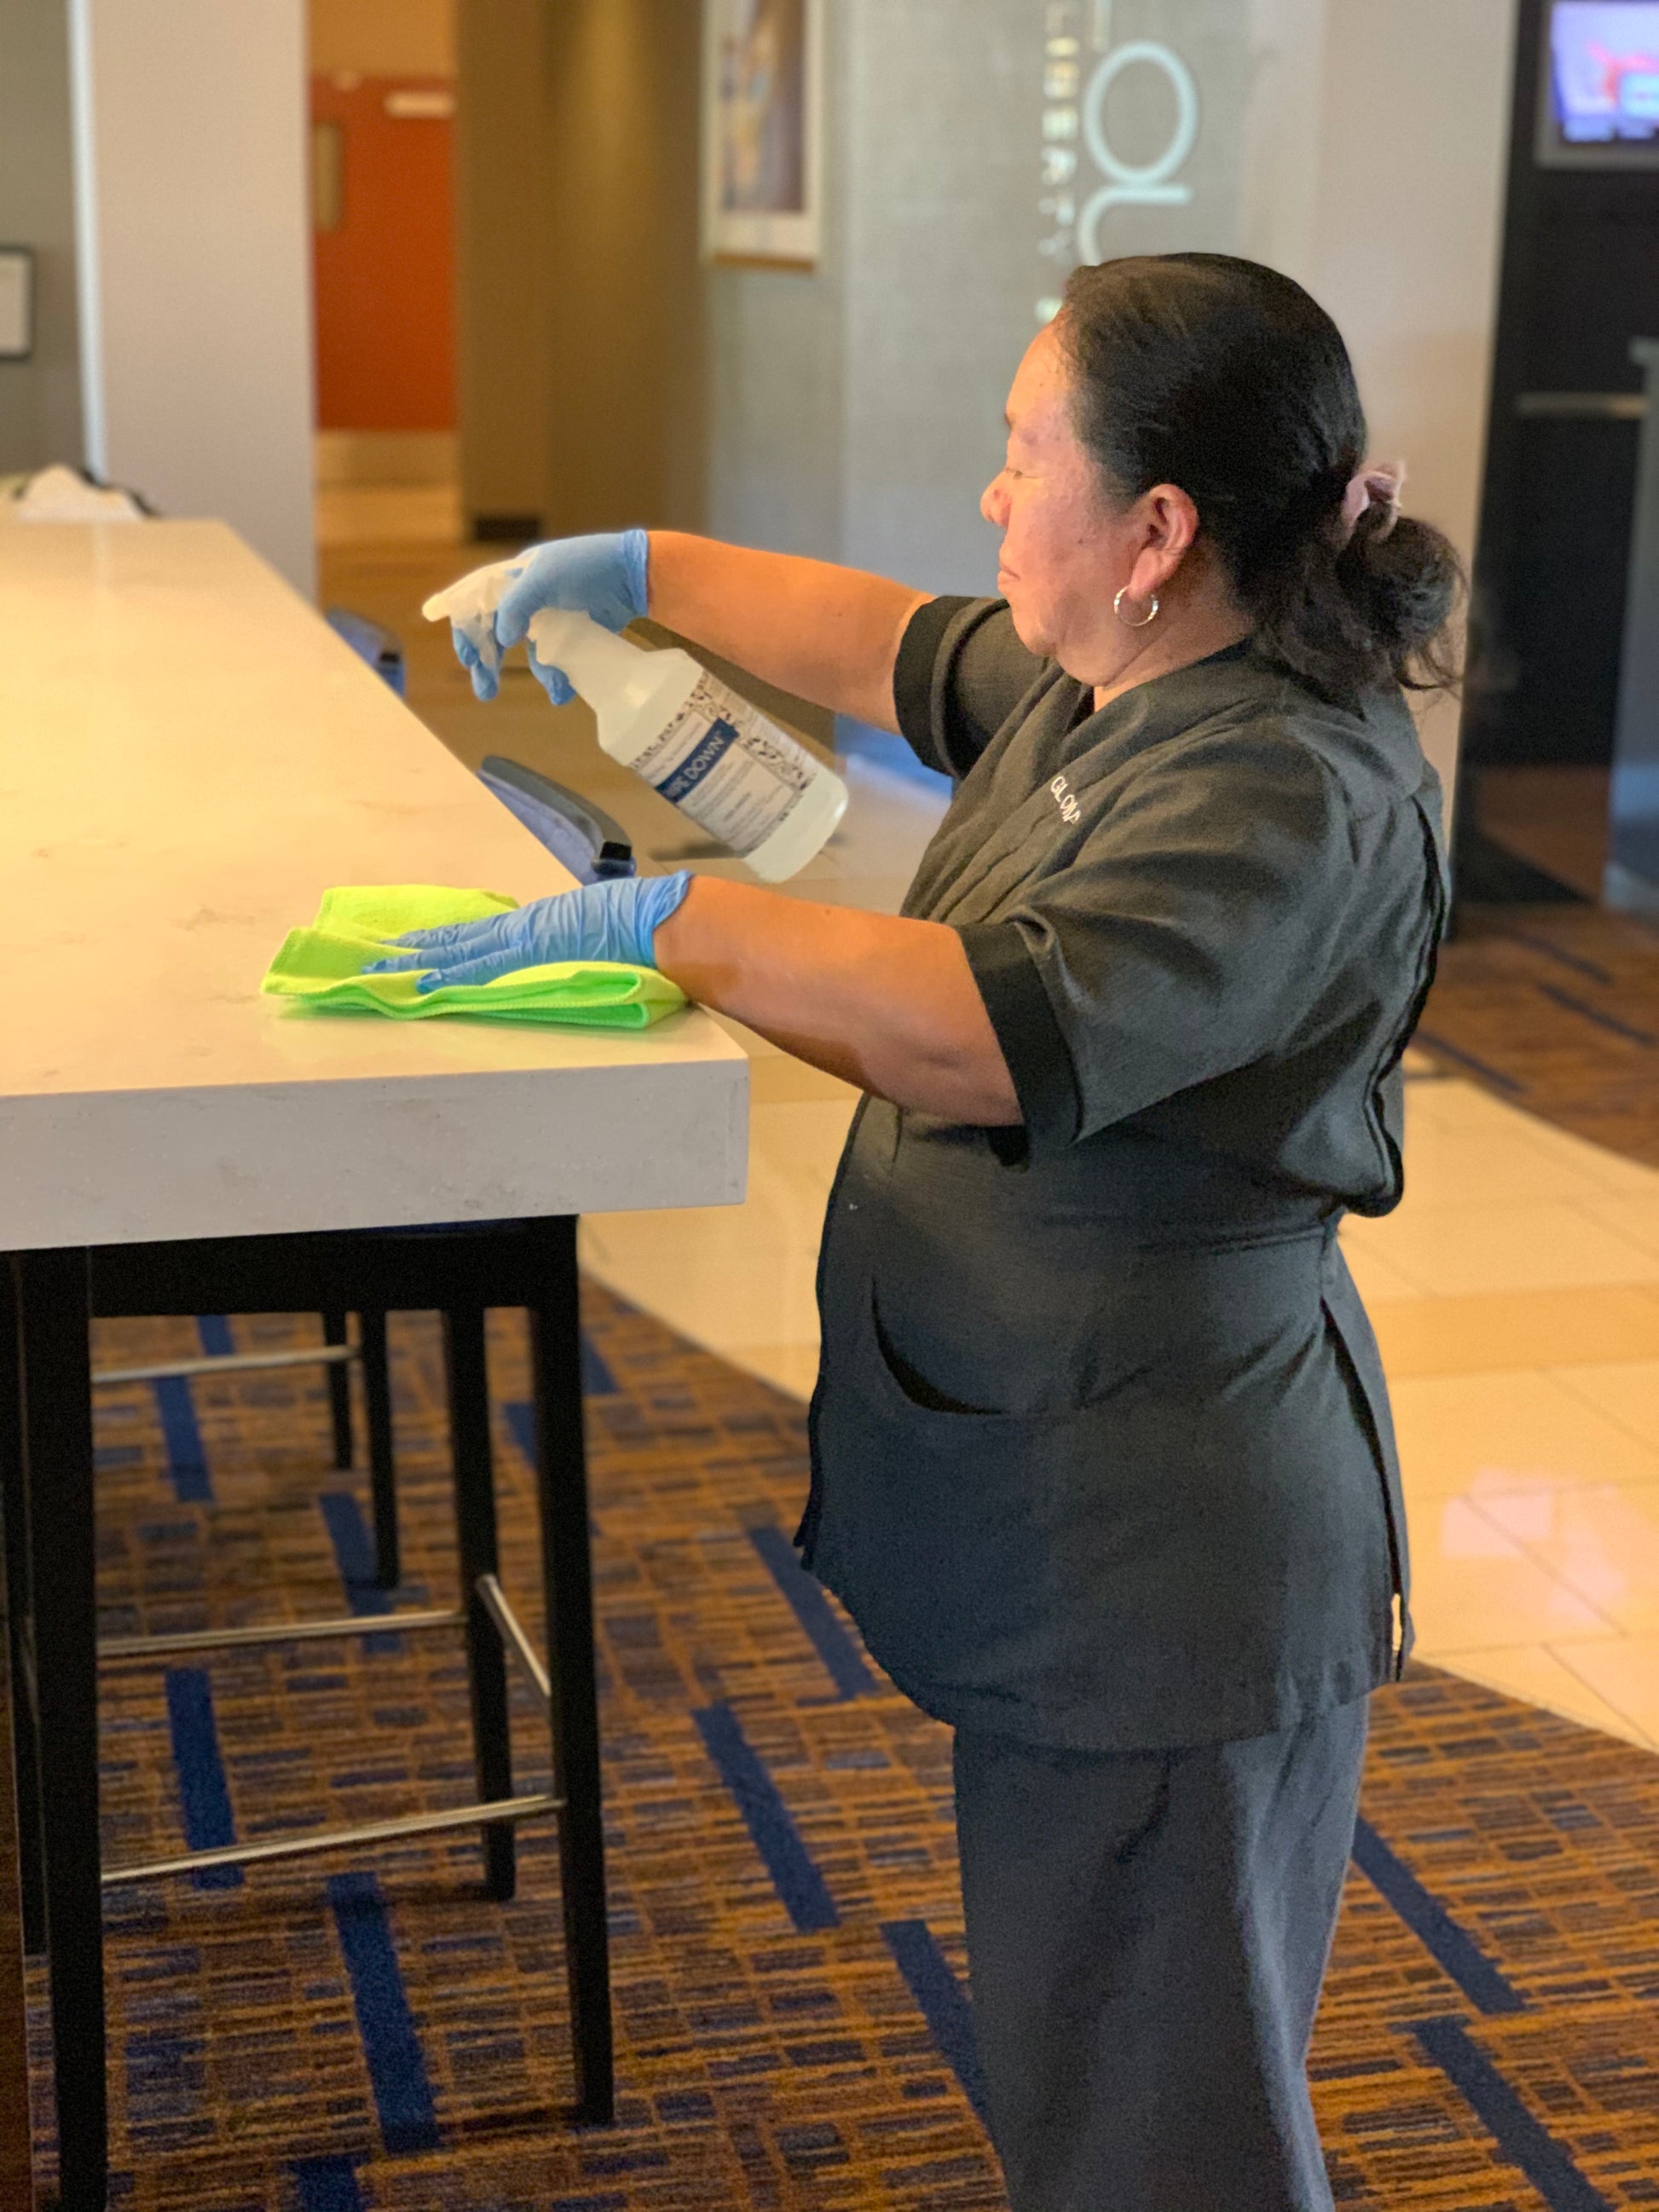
[330,495,1659,1756]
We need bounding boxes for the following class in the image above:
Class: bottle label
[633,673,816,856]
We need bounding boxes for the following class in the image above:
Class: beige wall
[454,0,705,540]
[454,0,551,532]
[70,0,317,592]
[1318,0,1515,800]
[0,0,83,474]
[309,0,454,76]
[1245,0,1517,798]
[540,0,706,538]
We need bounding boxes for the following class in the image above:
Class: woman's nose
[981,475,1006,527]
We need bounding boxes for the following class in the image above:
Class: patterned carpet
[1421,904,1659,1170]
[24,1287,1659,2209]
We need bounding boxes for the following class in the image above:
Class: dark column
[1608,338,1659,914]
[0,1260,43,1955]
[0,1268,36,2206]
[359,1308,399,1589]
[442,1305,515,1901]
[17,1248,106,2209]
[322,1308,353,1470]
[528,1217,614,2123]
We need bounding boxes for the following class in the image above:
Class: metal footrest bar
[477,1574,552,1712]
[91,1580,564,1891]
[101,1792,563,1887]
[93,1343,360,1388]
[98,1608,463,1662]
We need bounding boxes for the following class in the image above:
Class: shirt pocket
[871,1291,1011,1416]
[809,1279,1143,1700]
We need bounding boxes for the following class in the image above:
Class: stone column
[68,0,315,593]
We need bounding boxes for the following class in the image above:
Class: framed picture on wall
[701,0,824,267]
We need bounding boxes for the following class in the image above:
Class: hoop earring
[1114,586,1160,630]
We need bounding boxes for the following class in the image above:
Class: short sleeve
[957,728,1357,1157]
[893,596,1054,779]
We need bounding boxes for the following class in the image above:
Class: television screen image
[1545,1,1659,158]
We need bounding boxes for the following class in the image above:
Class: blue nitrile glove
[427,531,649,705]
[366,871,692,991]
[427,555,517,702]
[498,529,650,707]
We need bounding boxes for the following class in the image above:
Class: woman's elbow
[870,1037,1022,1125]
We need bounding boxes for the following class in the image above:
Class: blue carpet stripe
[195,1314,234,1357]
[318,1490,400,1655]
[318,1492,394,1617]
[580,1332,619,1396]
[152,1375,211,1504]
[163,1667,241,1890]
[1535,982,1658,1048]
[502,1327,619,1474]
[1413,1029,1526,1094]
[292,2154,365,2212]
[1411,2016,1611,2211]
[692,1701,840,1932]
[1501,929,1613,984]
[504,1400,603,1536]
[501,1331,616,1470]
[505,1401,535,1470]
[747,1524,876,1700]
[327,1870,441,2156]
[882,1919,990,2127]
[1352,1816,1525,2015]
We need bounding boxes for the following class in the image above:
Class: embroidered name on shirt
[1049,773,1081,825]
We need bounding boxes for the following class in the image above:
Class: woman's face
[981,326,1142,672]
[983,323,1225,690]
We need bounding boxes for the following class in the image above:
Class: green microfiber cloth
[261,885,687,1029]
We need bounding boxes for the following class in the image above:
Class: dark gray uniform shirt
[799,596,1448,1753]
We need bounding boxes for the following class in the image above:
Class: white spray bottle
[525,610,847,883]
[424,569,847,883]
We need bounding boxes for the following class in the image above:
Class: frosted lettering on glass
[1035,1,1202,317]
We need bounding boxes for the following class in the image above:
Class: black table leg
[360,1309,399,1590]
[529,1219,614,2125]
[443,1307,515,1902]
[322,1308,353,1470]
[0,1261,43,1956]
[0,1478,35,2210]
[17,1249,106,2210]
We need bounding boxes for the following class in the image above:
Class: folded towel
[262,885,686,1029]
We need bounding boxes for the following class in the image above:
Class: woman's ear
[1127,484,1202,602]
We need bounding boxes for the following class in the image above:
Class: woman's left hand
[367,871,692,990]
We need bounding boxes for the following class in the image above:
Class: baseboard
[315,430,458,487]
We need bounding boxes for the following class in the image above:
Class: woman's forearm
[652,875,1020,1124]
[646,532,929,734]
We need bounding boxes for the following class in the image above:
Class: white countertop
[0,521,747,1248]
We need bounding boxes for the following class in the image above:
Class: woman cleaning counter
[387,251,1458,2212]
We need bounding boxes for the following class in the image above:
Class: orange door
[310,75,456,430]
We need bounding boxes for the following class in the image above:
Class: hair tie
[1342,460,1407,544]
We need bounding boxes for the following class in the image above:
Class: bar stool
[5,1301,400,1962]
[4,1216,613,2211]
[90,1307,400,1580]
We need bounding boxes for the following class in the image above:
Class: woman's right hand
[422,528,649,703]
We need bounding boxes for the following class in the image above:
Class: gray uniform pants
[953,1697,1367,2212]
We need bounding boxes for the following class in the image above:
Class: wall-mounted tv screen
[1540,2,1659,165]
